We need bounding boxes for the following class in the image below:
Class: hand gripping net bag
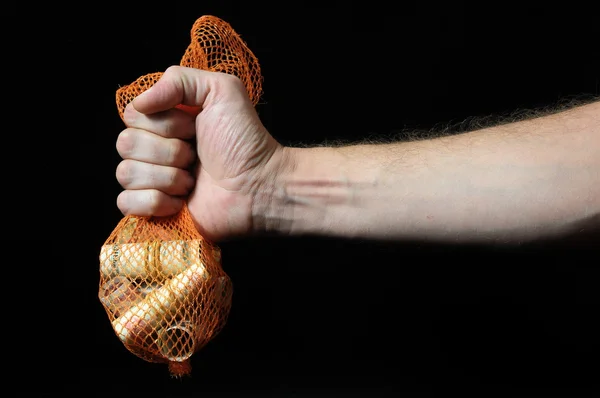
[99,15,262,377]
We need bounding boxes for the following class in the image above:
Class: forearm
[260,101,600,243]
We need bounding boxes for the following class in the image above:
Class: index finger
[123,102,196,140]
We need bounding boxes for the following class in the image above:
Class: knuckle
[147,190,165,214]
[115,160,134,185]
[168,168,181,188]
[220,72,243,89]
[165,65,182,74]
[116,129,135,156]
[122,103,137,126]
[162,118,176,138]
[170,139,191,165]
[116,191,130,214]
[164,65,184,82]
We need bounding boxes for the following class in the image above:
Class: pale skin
[116,66,599,245]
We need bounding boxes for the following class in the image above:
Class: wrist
[250,145,330,236]
[249,145,298,235]
[251,144,380,237]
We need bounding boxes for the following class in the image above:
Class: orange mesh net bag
[99,15,262,378]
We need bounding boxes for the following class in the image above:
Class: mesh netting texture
[99,15,262,377]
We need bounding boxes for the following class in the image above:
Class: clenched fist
[115,66,286,242]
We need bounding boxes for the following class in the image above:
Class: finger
[117,189,184,217]
[132,65,247,115]
[116,128,196,169]
[116,160,195,196]
[123,103,196,139]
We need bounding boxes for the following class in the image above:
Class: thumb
[131,66,214,115]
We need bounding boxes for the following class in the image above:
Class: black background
[40,1,600,396]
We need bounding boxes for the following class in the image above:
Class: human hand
[115,66,284,242]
